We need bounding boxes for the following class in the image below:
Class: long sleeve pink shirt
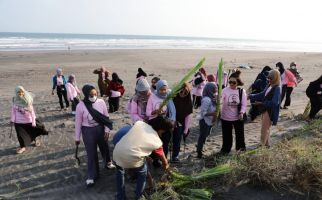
[130,100,148,123]
[75,99,110,141]
[221,87,247,121]
[11,105,36,126]
[65,83,80,101]
[146,93,167,120]
[285,70,297,87]
[192,80,206,96]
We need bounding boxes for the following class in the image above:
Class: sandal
[16,147,26,154]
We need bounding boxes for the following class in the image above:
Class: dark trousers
[221,119,246,153]
[15,123,34,148]
[57,86,69,109]
[309,98,322,119]
[108,97,120,113]
[81,125,111,180]
[193,95,202,109]
[197,119,212,153]
[172,126,183,159]
[160,130,171,158]
[71,97,79,112]
[161,126,183,159]
[283,87,294,107]
[116,161,147,200]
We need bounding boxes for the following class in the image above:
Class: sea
[1,32,322,52]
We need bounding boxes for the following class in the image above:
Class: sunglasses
[229,81,237,85]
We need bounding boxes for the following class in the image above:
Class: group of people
[9,62,322,200]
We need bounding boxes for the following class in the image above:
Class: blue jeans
[116,161,147,200]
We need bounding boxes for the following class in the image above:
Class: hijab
[261,66,272,76]
[276,62,285,74]
[133,79,151,112]
[207,74,216,82]
[13,86,34,108]
[82,84,113,129]
[202,82,218,105]
[112,73,123,85]
[56,68,63,76]
[156,80,168,99]
[136,68,147,78]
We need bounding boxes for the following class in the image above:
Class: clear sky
[1,0,322,42]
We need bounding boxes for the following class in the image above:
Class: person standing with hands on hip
[75,84,115,187]
[52,68,69,111]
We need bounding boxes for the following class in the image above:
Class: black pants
[309,98,322,119]
[15,123,35,148]
[160,130,172,159]
[108,97,120,113]
[57,86,69,109]
[283,87,294,107]
[161,125,182,159]
[193,95,202,109]
[71,97,80,112]
[221,119,246,153]
[197,119,212,154]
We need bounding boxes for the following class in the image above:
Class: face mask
[291,66,296,69]
[89,96,97,103]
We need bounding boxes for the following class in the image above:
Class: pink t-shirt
[65,83,80,101]
[146,93,167,120]
[11,105,36,126]
[56,76,64,86]
[75,99,110,141]
[221,87,247,121]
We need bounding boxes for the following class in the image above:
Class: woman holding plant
[146,80,176,157]
[196,82,218,158]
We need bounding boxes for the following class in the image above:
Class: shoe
[86,179,94,187]
[170,157,180,163]
[16,147,26,154]
[106,162,116,169]
[71,111,76,115]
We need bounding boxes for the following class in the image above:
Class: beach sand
[0,49,321,199]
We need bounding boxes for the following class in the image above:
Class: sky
[1,0,322,42]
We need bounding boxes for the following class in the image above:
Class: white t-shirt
[113,121,162,168]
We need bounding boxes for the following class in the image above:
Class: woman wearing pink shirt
[192,68,207,109]
[277,62,297,109]
[75,84,115,187]
[65,74,81,115]
[11,86,48,154]
[220,71,247,154]
[129,79,151,123]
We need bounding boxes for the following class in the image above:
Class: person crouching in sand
[249,70,281,147]
[11,86,48,154]
[113,117,173,200]
[75,84,115,187]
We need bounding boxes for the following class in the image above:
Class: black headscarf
[276,62,285,74]
[82,84,113,130]
[112,73,123,85]
[136,68,147,78]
